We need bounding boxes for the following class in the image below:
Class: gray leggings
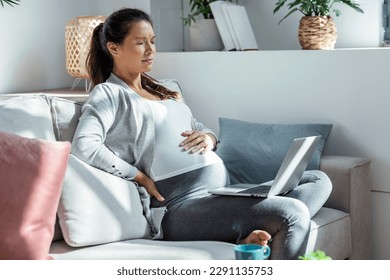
[151,162,332,260]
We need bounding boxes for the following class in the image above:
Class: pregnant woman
[71,8,332,259]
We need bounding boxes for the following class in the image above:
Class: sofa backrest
[0,94,84,143]
[0,95,57,141]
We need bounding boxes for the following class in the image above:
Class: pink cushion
[0,132,70,260]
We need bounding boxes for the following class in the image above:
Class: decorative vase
[298,16,337,50]
[189,19,223,51]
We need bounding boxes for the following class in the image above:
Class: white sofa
[0,93,371,260]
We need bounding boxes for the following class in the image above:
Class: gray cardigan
[71,73,216,181]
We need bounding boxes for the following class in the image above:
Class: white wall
[0,0,87,93]
[0,0,150,94]
[149,49,390,259]
[0,0,383,93]
[96,0,150,15]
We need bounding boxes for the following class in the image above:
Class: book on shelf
[210,1,236,51]
[210,1,258,51]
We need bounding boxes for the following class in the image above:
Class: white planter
[189,19,223,51]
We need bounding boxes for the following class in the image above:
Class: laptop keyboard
[238,184,271,194]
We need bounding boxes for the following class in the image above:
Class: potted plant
[0,0,20,7]
[183,0,237,51]
[273,0,364,50]
[299,250,332,260]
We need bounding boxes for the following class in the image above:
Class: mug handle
[263,246,271,258]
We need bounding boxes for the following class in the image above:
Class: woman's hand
[134,171,165,202]
[180,130,216,154]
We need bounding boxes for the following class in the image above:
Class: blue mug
[234,244,271,260]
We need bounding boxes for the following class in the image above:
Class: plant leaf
[332,9,341,17]
[0,0,20,7]
[278,7,300,24]
[273,0,364,20]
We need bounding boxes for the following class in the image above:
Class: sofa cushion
[48,97,85,241]
[57,155,151,247]
[0,95,56,140]
[50,97,83,142]
[308,207,351,260]
[0,95,64,241]
[216,117,332,184]
[50,239,235,260]
[0,132,70,260]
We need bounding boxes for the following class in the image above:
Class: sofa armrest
[320,155,371,212]
[319,155,371,259]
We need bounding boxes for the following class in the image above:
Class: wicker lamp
[65,15,106,91]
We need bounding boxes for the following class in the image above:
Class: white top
[148,99,222,181]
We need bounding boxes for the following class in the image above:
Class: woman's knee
[287,199,311,228]
[265,197,311,232]
[304,170,332,194]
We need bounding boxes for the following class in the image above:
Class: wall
[0,0,87,93]
[149,49,390,259]
[0,0,149,94]
[95,0,149,15]
[0,0,383,94]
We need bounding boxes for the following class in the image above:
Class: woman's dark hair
[87,8,178,99]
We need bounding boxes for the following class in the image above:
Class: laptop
[209,135,321,198]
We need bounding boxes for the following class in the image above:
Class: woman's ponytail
[86,23,113,86]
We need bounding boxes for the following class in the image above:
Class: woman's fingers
[241,230,272,246]
[180,130,211,153]
[147,186,165,202]
[135,171,165,202]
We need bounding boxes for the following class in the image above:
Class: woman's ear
[107,42,119,57]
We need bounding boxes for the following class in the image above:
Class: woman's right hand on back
[134,171,165,202]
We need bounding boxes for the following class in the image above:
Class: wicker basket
[298,16,337,50]
[65,16,106,79]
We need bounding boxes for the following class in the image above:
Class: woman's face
[109,20,156,76]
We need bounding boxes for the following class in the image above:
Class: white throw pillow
[0,95,56,140]
[58,155,151,247]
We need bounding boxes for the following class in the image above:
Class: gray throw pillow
[216,118,332,184]
[50,97,83,142]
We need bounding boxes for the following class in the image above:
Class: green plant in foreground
[0,0,20,7]
[299,250,332,260]
[274,0,364,24]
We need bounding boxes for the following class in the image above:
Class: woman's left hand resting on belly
[180,130,216,154]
